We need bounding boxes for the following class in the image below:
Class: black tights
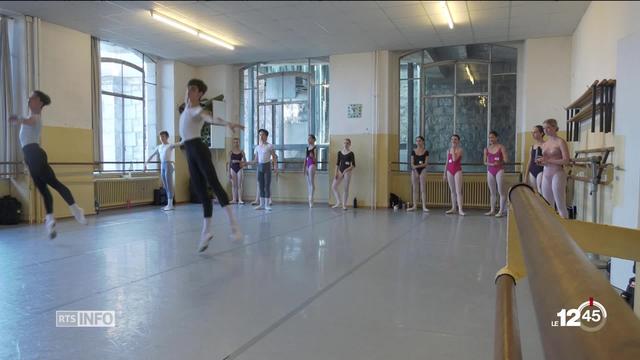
[22,144,75,214]
[183,139,229,218]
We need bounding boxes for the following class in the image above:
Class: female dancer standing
[443,134,465,216]
[536,118,570,218]
[227,137,246,204]
[484,131,508,217]
[332,138,355,210]
[527,125,545,193]
[407,136,429,212]
[304,134,317,208]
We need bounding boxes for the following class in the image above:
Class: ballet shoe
[198,233,213,252]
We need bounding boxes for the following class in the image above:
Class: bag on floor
[153,187,167,206]
[0,195,22,225]
[389,193,402,209]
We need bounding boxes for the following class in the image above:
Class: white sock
[45,214,55,223]
[202,217,213,234]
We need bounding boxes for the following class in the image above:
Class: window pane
[283,103,308,146]
[242,88,254,159]
[311,61,329,85]
[282,74,308,102]
[100,41,143,68]
[101,62,122,93]
[491,73,517,171]
[312,84,329,145]
[144,56,156,84]
[101,94,123,172]
[400,79,420,169]
[123,65,143,97]
[259,105,274,138]
[264,75,283,102]
[424,44,490,62]
[491,45,517,74]
[456,95,488,173]
[145,83,158,170]
[456,63,488,94]
[425,64,454,96]
[399,79,408,170]
[123,98,144,168]
[400,51,421,80]
[424,96,454,172]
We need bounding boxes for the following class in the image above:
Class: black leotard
[230,151,243,173]
[528,146,544,178]
[337,151,355,173]
[412,150,429,174]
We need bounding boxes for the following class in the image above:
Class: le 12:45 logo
[551,297,607,332]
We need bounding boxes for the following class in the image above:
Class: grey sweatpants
[257,162,272,198]
[161,162,174,201]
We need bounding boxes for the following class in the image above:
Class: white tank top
[19,114,42,147]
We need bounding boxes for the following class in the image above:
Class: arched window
[100,41,156,172]
[399,44,517,173]
[241,58,330,171]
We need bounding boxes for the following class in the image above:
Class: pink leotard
[446,151,462,175]
[487,148,503,176]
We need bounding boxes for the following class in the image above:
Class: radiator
[425,174,520,208]
[94,177,160,209]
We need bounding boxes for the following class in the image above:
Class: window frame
[240,58,330,172]
[399,44,517,173]
[98,41,156,173]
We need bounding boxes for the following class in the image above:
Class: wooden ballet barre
[574,147,615,154]
[568,174,613,186]
[495,184,640,360]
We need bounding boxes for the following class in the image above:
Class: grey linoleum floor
[0,203,543,360]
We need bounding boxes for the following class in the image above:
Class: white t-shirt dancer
[150,143,175,163]
[179,90,217,142]
[19,113,42,147]
[254,143,275,164]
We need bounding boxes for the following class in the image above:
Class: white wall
[570,1,640,292]
[329,52,375,136]
[158,60,176,143]
[614,32,640,291]
[521,37,572,131]
[38,21,91,129]
[571,1,640,99]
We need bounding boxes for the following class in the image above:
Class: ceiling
[0,1,590,66]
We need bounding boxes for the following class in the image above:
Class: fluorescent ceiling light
[465,64,475,85]
[150,10,234,50]
[440,1,454,30]
[198,33,234,50]
[150,11,197,36]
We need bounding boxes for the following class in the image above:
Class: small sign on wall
[347,104,363,118]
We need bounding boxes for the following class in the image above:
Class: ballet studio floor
[0,203,544,359]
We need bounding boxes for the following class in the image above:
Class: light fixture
[150,10,234,50]
[440,1,454,30]
[465,64,475,85]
